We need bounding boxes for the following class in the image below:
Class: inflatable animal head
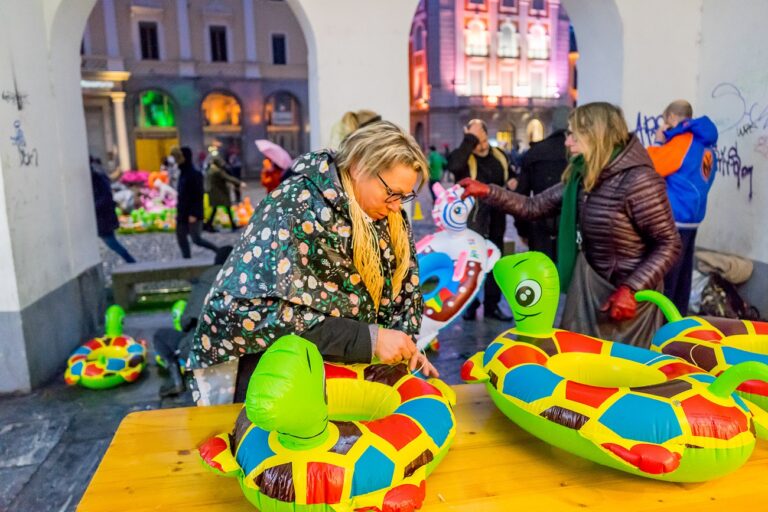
[432,182,475,232]
[244,335,329,449]
[493,251,560,335]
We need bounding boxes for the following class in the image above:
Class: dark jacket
[190,150,423,369]
[448,133,509,237]
[515,130,568,257]
[484,135,682,292]
[206,159,241,206]
[90,165,119,237]
[176,147,205,221]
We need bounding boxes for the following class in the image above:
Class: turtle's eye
[515,280,542,308]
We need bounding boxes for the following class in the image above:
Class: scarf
[556,154,583,292]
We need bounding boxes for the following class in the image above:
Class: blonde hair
[335,121,429,309]
[562,102,629,192]
[328,109,382,149]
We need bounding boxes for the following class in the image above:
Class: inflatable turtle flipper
[199,434,242,478]
[460,352,489,383]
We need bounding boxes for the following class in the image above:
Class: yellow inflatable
[199,335,456,511]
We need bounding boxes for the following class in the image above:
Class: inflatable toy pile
[462,251,768,482]
[199,335,456,511]
[65,305,147,389]
[414,183,500,350]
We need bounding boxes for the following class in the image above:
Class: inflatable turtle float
[199,335,456,511]
[462,251,768,482]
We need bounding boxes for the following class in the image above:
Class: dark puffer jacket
[484,135,681,292]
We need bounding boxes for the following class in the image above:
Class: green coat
[190,151,423,368]
[206,161,240,207]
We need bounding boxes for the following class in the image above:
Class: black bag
[699,272,761,320]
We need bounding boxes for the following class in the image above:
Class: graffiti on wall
[711,82,768,135]
[634,111,663,147]
[716,142,753,201]
[10,120,38,167]
[635,109,756,202]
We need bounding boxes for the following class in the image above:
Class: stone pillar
[111,92,131,171]
[102,0,122,70]
[243,0,260,78]
[0,0,102,393]
[176,0,195,76]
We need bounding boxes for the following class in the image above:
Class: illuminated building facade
[410,0,576,153]
[81,0,309,174]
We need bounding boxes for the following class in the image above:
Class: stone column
[111,92,131,171]
[243,0,260,77]
[176,0,195,76]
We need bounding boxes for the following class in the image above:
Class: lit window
[137,90,176,128]
[465,18,489,56]
[527,24,549,59]
[530,70,545,97]
[498,22,519,58]
[500,69,516,96]
[469,67,485,96]
[139,21,159,60]
[202,92,241,127]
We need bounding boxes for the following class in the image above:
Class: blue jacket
[647,116,718,227]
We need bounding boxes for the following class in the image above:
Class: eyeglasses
[378,174,417,204]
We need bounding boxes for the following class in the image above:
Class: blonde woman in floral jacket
[189,122,435,404]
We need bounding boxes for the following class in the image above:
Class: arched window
[498,21,519,58]
[413,24,425,52]
[202,92,241,127]
[465,18,488,56]
[527,23,549,59]
[136,90,176,128]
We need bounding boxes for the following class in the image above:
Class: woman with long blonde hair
[460,102,681,346]
[189,121,435,405]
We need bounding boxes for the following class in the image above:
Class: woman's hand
[600,285,637,321]
[458,178,490,200]
[375,328,417,364]
[408,351,439,378]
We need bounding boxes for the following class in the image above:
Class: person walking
[647,100,718,316]
[204,153,245,232]
[175,146,219,259]
[448,119,514,322]
[89,156,136,263]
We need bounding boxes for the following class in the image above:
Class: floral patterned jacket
[189,151,423,369]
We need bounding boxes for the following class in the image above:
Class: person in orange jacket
[647,100,718,316]
[260,158,283,193]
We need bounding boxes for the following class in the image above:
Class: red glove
[600,285,637,321]
[458,178,490,200]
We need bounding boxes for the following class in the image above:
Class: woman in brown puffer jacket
[460,102,681,347]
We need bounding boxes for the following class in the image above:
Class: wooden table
[78,385,768,511]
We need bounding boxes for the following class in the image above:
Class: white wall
[0,0,100,310]
[695,0,768,262]
[285,0,419,150]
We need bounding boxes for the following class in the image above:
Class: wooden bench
[77,384,768,511]
[111,259,216,308]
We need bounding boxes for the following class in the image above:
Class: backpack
[698,272,761,320]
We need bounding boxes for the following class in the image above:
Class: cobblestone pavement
[0,179,529,511]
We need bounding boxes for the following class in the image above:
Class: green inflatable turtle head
[104,305,126,337]
[245,335,329,450]
[492,251,560,336]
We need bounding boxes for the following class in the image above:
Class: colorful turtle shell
[463,328,765,481]
[64,335,147,389]
[414,182,500,350]
[648,311,768,411]
[199,335,456,512]
[463,251,768,482]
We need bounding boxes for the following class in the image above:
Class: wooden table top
[78,384,768,511]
